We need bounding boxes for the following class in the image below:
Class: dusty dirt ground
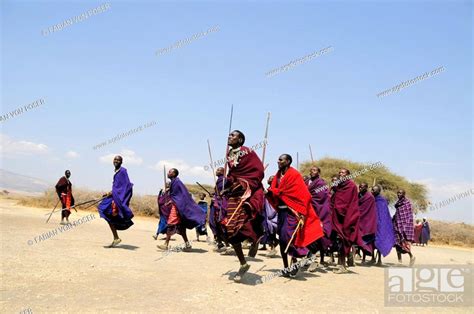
[1,198,473,313]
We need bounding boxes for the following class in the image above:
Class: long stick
[373,177,377,186]
[309,144,314,163]
[196,181,213,197]
[225,198,246,227]
[207,139,218,189]
[81,197,106,210]
[163,165,167,190]
[221,104,234,194]
[284,219,303,254]
[261,112,271,165]
[297,152,299,170]
[44,197,101,216]
[45,199,61,223]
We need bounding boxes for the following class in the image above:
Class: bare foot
[233,264,250,282]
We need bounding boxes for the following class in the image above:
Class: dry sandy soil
[1,198,473,313]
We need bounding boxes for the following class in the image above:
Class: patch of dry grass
[428,220,474,248]
[11,183,213,217]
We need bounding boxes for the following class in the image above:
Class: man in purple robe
[357,183,377,263]
[157,168,206,251]
[370,185,395,265]
[210,167,229,252]
[305,166,332,267]
[421,217,430,246]
[393,189,416,266]
[98,156,134,248]
[260,175,278,257]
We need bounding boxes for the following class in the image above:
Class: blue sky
[1,0,472,222]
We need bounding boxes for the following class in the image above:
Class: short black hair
[232,130,246,145]
[65,170,70,174]
[282,154,293,165]
[171,168,179,176]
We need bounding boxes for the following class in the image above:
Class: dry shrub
[14,183,213,218]
[429,220,474,248]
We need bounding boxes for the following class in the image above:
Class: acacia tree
[298,157,428,213]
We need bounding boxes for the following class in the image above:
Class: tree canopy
[298,157,429,213]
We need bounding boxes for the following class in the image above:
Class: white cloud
[65,151,79,159]
[99,149,143,165]
[0,133,49,156]
[151,159,212,182]
[414,178,473,223]
[416,178,472,198]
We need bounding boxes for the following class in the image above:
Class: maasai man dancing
[305,166,332,267]
[267,154,324,278]
[195,193,209,242]
[153,182,171,240]
[98,156,134,248]
[330,168,360,273]
[55,170,75,225]
[393,189,416,266]
[220,130,264,282]
[157,168,206,251]
[260,175,279,257]
[210,167,229,252]
[357,183,378,263]
[421,218,430,246]
[371,185,395,266]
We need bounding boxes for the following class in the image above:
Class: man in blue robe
[195,193,209,242]
[98,156,134,248]
[371,185,395,265]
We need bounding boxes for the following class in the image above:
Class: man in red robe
[267,154,324,277]
[330,168,360,274]
[55,170,75,225]
[220,130,265,282]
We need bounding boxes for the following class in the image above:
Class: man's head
[65,170,71,178]
[168,168,179,179]
[113,156,123,169]
[371,184,382,196]
[228,130,245,148]
[277,154,292,171]
[339,168,350,178]
[397,189,406,200]
[267,175,275,186]
[199,193,206,200]
[310,166,320,178]
[359,182,368,194]
[216,167,224,176]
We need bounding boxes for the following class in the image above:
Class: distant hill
[0,169,51,194]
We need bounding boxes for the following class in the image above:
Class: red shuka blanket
[267,167,324,247]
